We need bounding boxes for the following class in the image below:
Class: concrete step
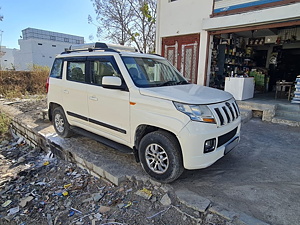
[273,103,300,126]
[272,116,300,127]
[240,109,252,124]
[276,103,300,112]
[237,101,275,122]
[275,110,300,119]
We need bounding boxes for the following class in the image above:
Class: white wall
[156,0,212,38]
[0,46,19,70]
[14,38,73,70]
[156,0,213,85]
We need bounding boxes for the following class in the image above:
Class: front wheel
[53,107,73,138]
[139,130,184,183]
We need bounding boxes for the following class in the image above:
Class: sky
[0,0,99,49]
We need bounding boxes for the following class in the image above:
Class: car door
[86,56,130,144]
[62,57,90,128]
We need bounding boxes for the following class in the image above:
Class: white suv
[47,42,241,183]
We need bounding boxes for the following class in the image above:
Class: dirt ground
[0,97,230,225]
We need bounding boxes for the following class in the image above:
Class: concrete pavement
[173,119,300,225]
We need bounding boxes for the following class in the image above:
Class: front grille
[209,99,240,127]
[217,127,238,147]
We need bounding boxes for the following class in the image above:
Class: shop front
[208,22,300,101]
[200,0,300,103]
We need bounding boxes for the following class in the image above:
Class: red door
[162,34,200,84]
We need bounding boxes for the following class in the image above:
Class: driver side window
[90,59,120,86]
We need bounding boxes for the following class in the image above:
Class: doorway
[162,33,200,84]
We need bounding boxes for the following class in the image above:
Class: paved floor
[172,119,300,225]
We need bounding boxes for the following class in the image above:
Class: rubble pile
[0,137,219,225]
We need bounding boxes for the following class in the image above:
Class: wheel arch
[48,102,63,122]
[134,124,183,161]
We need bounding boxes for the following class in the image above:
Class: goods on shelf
[291,75,300,104]
[249,69,269,92]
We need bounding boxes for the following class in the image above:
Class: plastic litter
[68,211,75,217]
[63,183,72,189]
[135,188,152,200]
[70,207,83,214]
[124,201,132,208]
[7,206,20,216]
[2,200,12,207]
[43,161,50,166]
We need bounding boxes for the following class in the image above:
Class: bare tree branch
[90,0,156,53]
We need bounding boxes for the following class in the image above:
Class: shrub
[0,65,50,98]
[0,112,11,140]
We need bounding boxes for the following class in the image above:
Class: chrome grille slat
[228,104,236,120]
[214,108,224,125]
[209,99,241,127]
[232,102,239,118]
[222,106,231,123]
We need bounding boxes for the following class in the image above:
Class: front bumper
[178,117,241,170]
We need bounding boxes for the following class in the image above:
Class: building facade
[0,46,18,70]
[1,28,84,70]
[156,0,300,91]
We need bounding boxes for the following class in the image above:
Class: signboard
[214,0,284,14]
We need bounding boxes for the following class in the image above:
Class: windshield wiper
[176,80,189,85]
[158,80,189,87]
[159,80,178,86]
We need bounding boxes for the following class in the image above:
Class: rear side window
[49,58,63,78]
[67,62,86,83]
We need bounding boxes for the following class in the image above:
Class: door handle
[63,90,69,94]
[89,96,98,101]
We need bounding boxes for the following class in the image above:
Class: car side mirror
[102,76,125,90]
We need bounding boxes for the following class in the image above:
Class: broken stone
[94,213,102,220]
[47,213,53,225]
[1,140,9,146]
[99,206,111,214]
[83,197,93,203]
[92,192,104,202]
[150,196,157,203]
[160,193,172,206]
[117,203,126,209]
[17,156,26,163]
[19,196,34,207]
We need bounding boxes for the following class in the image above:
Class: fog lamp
[204,138,216,153]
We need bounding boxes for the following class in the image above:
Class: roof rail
[62,42,138,54]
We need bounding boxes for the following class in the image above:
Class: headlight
[173,102,216,123]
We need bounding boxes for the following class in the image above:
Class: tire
[52,107,73,138]
[139,130,184,183]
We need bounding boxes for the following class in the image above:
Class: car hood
[139,84,233,104]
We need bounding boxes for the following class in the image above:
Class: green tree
[89,0,156,53]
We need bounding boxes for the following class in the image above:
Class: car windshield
[122,56,189,88]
